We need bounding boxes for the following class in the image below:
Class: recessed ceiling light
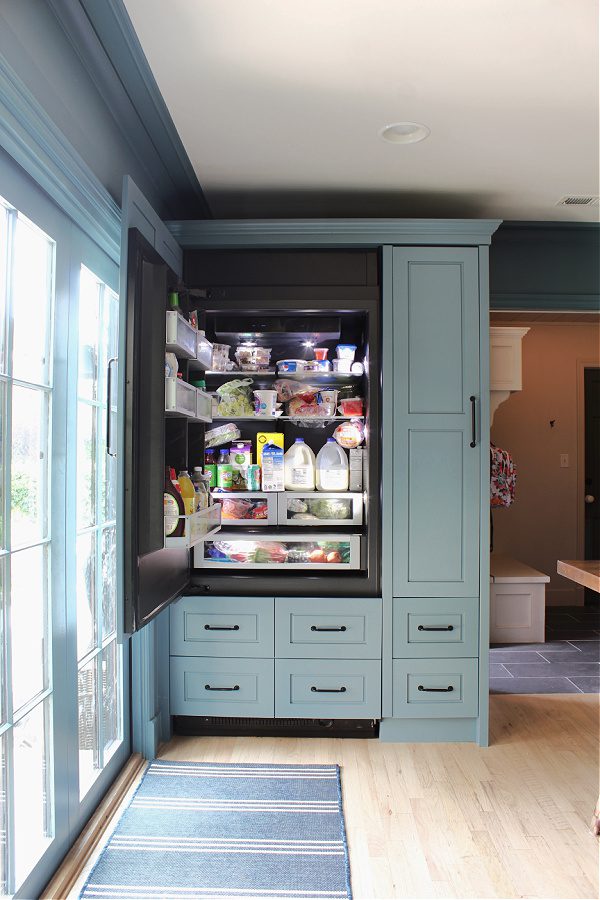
[379,122,430,144]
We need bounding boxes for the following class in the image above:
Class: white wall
[491,323,600,604]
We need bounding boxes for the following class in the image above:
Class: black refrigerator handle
[106,357,117,457]
[469,395,477,448]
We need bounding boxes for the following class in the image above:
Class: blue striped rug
[79,760,352,900]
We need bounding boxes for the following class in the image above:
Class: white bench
[490,554,550,643]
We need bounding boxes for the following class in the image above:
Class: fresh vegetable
[306,498,350,520]
[215,378,255,417]
[326,551,342,563]
[308,548,327,563]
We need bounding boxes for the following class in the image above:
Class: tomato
[309,548,326,563]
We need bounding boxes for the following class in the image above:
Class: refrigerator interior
[173,248,382,597]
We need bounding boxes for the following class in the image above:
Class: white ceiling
[123,0,599,222]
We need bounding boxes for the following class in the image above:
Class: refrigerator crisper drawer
[211,492,278,526]
[278,492,363,526]
[165,310,197,358]
[165,505,222,549]
[194,532,361,569]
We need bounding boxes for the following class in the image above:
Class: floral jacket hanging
[490,444,516,508]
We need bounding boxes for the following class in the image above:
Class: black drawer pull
[204,684,240,691]
[204,624,240,631]
[310,625,347,632]
[417,625,454,632]
[418,685,454,693]
[311,686,347,693]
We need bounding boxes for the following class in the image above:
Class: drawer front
[392,658,478,718]
[170,596,274,657]
[393,597,479,658]
[275,659,381,719]
[275,597,382,659]
[170,657,274,717]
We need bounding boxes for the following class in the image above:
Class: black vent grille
[173,716,378,738]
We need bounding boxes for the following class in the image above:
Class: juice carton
[256,432,284,466]
[261,443,284,492]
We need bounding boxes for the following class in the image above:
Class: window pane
[76,532,96,660]
[78,657,98,798]
[103,449,117,522]
[77,402,96,529]
[10,386,48,547]
[0,558,4,725]
[12,215,53,386]
[101,525,116,638]
[78,267,101,402]
[0,732,6,895]
[13,699,53,889]
[101,640,121,763]
[0,203,8,376]
[10,545,48,713]
[0,385,5,550]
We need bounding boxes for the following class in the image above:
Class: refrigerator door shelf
[211,492,278,526]
[165,504,222,549]
[278,492,364,526]
[194,532,361,569]
[165,310,197,359]
[165,377,213,422]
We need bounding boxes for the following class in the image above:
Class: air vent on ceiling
[556,195,599,206]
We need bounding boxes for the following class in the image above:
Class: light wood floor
[67,694,599,900]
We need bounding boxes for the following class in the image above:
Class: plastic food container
[235,346,272,370]
[338,396,364,416]
[313,348,329,361]
[336,344,357,361]
[276,359,308,374]
[332,359,352,373]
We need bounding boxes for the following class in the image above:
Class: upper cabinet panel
[407,261,465,414]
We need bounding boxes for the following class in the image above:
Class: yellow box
[256,432,284,465]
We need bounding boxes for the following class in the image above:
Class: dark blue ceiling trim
[48,0,211,219]
[491,293,600,312]
[0,53,121,262]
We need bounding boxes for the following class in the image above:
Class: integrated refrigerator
[123,227,381,633]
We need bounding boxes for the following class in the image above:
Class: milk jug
[316,438,349,491]
[284,438,316,491]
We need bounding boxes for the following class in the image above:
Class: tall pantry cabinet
[122,185,499,746]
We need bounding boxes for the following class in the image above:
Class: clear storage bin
[165,310,197,359]
[165,377,197,417]
[278,492,363,526]
[165,505,221,549]
[194,532,360,569]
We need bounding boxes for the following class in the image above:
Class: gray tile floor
[490,605,600,694]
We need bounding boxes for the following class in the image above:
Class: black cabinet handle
[106,358,117,457]
[310,625,347,632]
[204,624,240,631]
[418,685,454,693]
[311,686,347,693]
[470,395,477,448]
[204,684,240,691]
[418,625,454,632]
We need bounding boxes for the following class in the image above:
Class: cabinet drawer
[392,658,478,718]
[392,597,479,658]
[170,596,274,657]
[275,659,381,719]
[170,657,274,717]
[275,598,381,659]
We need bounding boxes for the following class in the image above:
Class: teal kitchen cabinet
[391,247,481,598]
[157,216,498,743]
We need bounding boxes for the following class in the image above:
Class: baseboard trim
[42,753,146,900]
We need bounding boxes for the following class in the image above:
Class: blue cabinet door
[391,247,481,597]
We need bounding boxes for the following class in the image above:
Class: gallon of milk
[284,438,316,490]
[316,438,349,492]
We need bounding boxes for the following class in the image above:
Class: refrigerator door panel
[121,225,189,632]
